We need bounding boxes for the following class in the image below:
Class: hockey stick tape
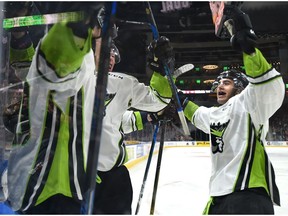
[173,63,194,78]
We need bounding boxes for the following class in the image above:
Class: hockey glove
[162,100,181,126]
[226,5,257,55]
[146,107,176,125]
[150,96,185,126]
[147,36,175,76]
[146,97,184,126]
[230,28,257,55]
[139,111,161,125]
[147,112,162,125]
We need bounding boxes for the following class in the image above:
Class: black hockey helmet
[109,24,120,63]
[211,69,249,92]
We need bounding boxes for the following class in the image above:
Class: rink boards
[127,144,288,215]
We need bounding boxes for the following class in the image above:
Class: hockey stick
[116,19,150,26]
[81,2,117,215]
[3,11,84,29]
[134,63,193,214]
[0,63,193,93]
[135,122,160,215]
[144,2,190,136]
[170,121,192,140]
[150,121,166,215]
[173,63,194,79]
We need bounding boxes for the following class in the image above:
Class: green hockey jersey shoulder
[243,48,272,78]
[40,23,92,77]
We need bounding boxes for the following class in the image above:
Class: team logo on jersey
[103,93,116,116]
[105,93,116,107]
[210,120,230,154]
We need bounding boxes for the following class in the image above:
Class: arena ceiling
[114,1,288,99]
[2,1,288,105]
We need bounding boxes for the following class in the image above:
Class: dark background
[1,1,288,142]
[113,2,288,106]
[4,1,288,95]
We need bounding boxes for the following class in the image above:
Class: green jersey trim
[243,48,271,78]
[40,23,92,78]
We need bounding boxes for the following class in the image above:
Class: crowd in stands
[126,101,288,143]
[267,102,288,141]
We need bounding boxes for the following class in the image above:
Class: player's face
[216,78,235,105]
[109,52,116,72]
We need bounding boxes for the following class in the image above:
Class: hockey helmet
[110,24,120,63]
[111,40,121,64]
[211,69,248,92]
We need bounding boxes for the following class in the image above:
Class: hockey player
[91,29,175,213]
[3,3,173,214]
[180,7,285,214]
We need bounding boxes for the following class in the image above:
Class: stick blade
[173,63,194,78]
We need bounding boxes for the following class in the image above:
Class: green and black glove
[147,36,175,76]
[226,5,257,55]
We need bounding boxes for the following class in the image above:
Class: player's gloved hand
[139,111,162,125]
[226,5,257,55]
[162,100,180,125]
[145,109,171,125]
[147,36,175,76]
[174,91,189,109]
[144,91,186,125]
[147,112,162,124]
[155,92,187,126]
[146,106,176,125]
[231,27,257,55]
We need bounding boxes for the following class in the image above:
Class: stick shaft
[150,122,166,215]
[145,2,190,136]
[135,123,159,215]
[81,3,117,215]
[3,11,84,29]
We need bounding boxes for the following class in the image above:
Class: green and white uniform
[184,49,284,206]
[121,110,145,135]
[98,72,170,171]
[7,23,171,211]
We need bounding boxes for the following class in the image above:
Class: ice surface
[129,146,288,215]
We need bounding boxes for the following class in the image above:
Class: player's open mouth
[218,91,226,96]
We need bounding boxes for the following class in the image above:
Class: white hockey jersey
[7,23,171,211]
[191,50,284,206]
[98,72,170,171]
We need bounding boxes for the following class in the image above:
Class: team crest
[105,93,116,107]
[103,93,116,116]
[210,120,230,153]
